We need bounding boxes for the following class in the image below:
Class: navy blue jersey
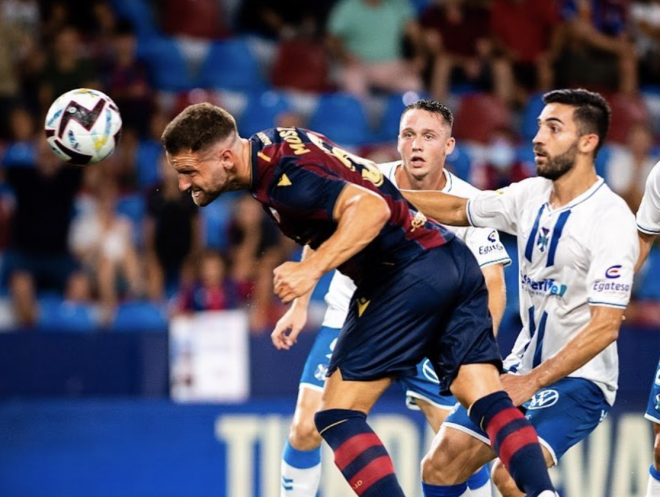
[248,127,454,283]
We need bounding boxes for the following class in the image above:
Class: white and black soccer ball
[44,88,122,166]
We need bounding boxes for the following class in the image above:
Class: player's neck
[235,138,253,188]
[549,162,599,209]
[396,163,447,191]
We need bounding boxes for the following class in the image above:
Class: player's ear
[445,136,456,156]
[579,133,599,155]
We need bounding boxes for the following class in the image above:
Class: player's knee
[421,448,455,484]
[290,416,322,448]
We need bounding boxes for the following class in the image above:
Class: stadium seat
[271,38,331,93]
[638,248,660,301]
[520,93,545,141]
[37,297,97,333]
[374,93,427,143]
[453,93,512,144]
[108,0,160,39]
[111,301,168,332]
[238,91,291,137]
[135,139,162,190]
[137,36,196,92]
[197,39,267,92]
[446,144,473,182]
[308,93,374,147]
[606,92,651,145]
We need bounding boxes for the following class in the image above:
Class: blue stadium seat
[108,0,160,39]
[37,296,97,333]
[308,93,374,147]
[197,39,267,92]
[375,93,410,143]
[638,248,660,301]
[111,301,168,332]
[238,91,291,137]
[135,140,162,189]
[446,144,473,181]
[116,193,146,247]
[520,93,545,141]
[201,192,240,251]
[138,36,196,92]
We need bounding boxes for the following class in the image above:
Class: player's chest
[518,205,589,274]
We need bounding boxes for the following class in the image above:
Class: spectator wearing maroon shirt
[490,0,562,102]
[420,0,514,103]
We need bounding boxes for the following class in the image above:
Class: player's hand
[500,372,538,406]
[273,261,321,304]
[271,304,308,350]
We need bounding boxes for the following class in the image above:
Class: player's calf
[315,408,405,497]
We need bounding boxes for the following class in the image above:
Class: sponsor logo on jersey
[528,389,559,410]
[592,280,631,294]
[521,273,567,297]
[479,242,505,255]
[314,364,328,382]
[605,265,622,279]
[487,230,497,243]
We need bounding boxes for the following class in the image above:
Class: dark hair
[402,99,454,128]
[542,89,611,155]
[161,103,238,155]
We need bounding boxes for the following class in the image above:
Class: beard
[535,142,578,181]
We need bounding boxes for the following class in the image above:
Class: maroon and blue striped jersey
[248,127,454,283]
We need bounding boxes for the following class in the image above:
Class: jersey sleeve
[637,162,660,235]
[587,207,639,308]
[465,181,527,235]
[268,158,349,221]
[462,226,512,267]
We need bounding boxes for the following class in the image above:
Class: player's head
[162,103,242,206]
[533,89,611,180]
[397,99,455,184]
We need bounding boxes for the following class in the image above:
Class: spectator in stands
[144,155,201,301]
[556,0,637,94]
[605,123,659,211]
[38,25,100,117]
[2,136,83,326]
[174,250,238,314]
[1,107,38,169]
[471,126,534,190]
[238,0,333,40]
[421,0,514,104]
[490,0,563,104]
[69,178,143,324]
[630,0,660,88]
[101,20,154,138]
[157,0,229,40]
[326,0,425,99]
[227,193,292,332]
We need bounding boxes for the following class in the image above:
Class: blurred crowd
[1,0,660,333]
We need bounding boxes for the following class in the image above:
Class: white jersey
[467,177,639,405]
[637,161,660,235]
[322,162,512,328]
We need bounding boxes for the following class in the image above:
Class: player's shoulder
[646,160,660,191]
[586,181,637,229]
[445,171,481,198]
[495,176,552,200]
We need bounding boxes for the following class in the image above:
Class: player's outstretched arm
[636,231,656,273]
[502,305,623,406]
[273,184,390,304]
[400,190,469,226]
[481,263,506,336]
[271,246,315,350]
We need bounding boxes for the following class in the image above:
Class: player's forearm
[306,190,390,275]
[482,265,506,336]
[527,307,622,389]
[293,246,316,309]
[635,232,655,273]
[400,190,469,226]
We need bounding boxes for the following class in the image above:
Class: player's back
[248,127,455,283]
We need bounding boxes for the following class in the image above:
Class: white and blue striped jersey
[322,163,512,329]
[637,161,660,235]
[467,176,639,405]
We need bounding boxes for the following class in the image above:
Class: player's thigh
[525,377,610,465]
[320,369,392,413]
[399,358,457,432]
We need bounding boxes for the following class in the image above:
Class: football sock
[315,408,404,497]
[645,464,660,496]
[468,391,554,497]
[421,482,470,496]
[281,441,322,497]
[467,464,492,497]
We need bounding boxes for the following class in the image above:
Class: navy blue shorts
[327,238,502,393]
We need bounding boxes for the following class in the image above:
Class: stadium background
[1,0,660,496]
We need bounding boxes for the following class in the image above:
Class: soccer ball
[44,88,122,166]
